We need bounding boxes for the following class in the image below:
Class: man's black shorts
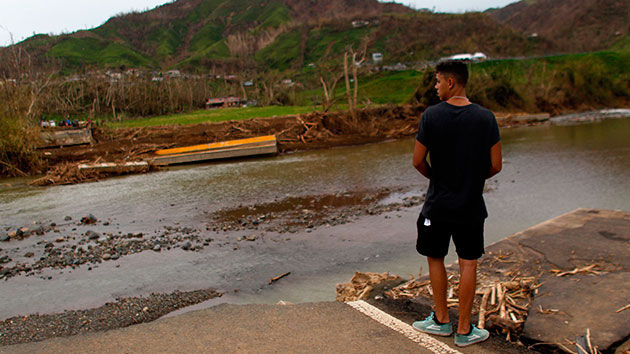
[416,214,485,260]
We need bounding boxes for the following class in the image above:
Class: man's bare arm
[413,140,431,179]
[487,141,502,178]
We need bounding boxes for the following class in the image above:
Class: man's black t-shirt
[416,102,500,223]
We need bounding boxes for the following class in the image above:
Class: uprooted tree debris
[33,105,425,185]
[380,271,540,340]
[337,270,542,337]
[31,103,558,186]
[335,255,618,352]
[29,161,153,186]
[336,272,404,302]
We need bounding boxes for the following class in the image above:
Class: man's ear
[447,77,456,89]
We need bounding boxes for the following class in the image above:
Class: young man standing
[411,60,502,347]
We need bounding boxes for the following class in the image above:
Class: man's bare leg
[427,256,450,323]
[457,258,477,334]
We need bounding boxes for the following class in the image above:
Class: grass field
[295,69,423,107]
[106,105,322,128]
[116,48,629,129]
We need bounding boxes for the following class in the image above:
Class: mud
[26,106,630,185]
[34,105,425,185]
[209,188,424,234]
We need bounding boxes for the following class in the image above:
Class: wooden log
[509,311,518,322]
[490,284,497,305]
[357,285,373,300]
[552,264,599,277]
[576,335,590,354]
[616,304,630,313]
[506,295,529,312]
[498,284,507,319]
[487,314,523,333]
[78,161,149,173]
[269,272,291,284]
[478,288,492,329]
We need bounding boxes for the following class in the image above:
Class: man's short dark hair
[436,60,469,87]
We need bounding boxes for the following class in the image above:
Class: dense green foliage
[0,85,41,176]
[49,37,155,69]
[467,50,630,112]
[254,31,302,71]
[15,0,295,72]
[292,49,630,113]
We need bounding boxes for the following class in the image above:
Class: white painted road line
[346,300,462,354]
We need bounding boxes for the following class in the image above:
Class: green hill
[3,0,553,73]
[486,0,629,52]
[3,0,627,75]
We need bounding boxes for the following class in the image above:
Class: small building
[205,96,247,109]
[382,63,408,71]
[471,52,487,61]
[65,75,81,83]
[165,70,181,78]
[125,69,142,77]
[448,53,473,61]
[281,79,294,87]
[106,71,123,81]
[352,20,370,28]
[441,52,487,62]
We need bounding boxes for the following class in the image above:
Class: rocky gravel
[0,288,221,347]
[1,188,424,282]
[0,221,212,281]
[0,186,425,345]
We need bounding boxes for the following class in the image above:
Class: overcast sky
[0,0,518,47]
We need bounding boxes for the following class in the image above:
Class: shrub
[0,85,40,176]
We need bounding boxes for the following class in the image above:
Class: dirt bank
[32,104,553,186]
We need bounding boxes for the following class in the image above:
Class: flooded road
[1,116,629,320]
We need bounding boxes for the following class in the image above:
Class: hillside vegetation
[2,0,626,74]
[486,0,629,52]
[0,0,628,177]
[3,0,550,74]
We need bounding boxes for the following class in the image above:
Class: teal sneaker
[454,325,490,347]
[412,312,453,336]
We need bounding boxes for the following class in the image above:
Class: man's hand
[487,141,502,178]
[413,140,431,179]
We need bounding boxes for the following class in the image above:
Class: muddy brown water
[0,115,629,320]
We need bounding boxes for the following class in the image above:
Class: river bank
[3,209,628,352]
[1,116,629,349]
[26,106,630,186]
[0,186,429,346]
